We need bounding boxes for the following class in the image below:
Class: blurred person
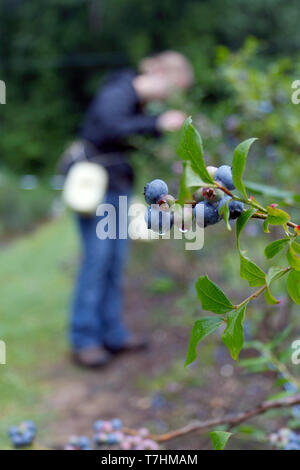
[69,52,193,368]
[139,51,194,90]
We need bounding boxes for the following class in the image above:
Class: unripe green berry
[203,187,224,203]
[159,194,176,208]
[193,188,204,203]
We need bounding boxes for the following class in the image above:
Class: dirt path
[42,242,274,450]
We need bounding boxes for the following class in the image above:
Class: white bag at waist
[63,161,108,215]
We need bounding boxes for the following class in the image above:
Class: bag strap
[81,139,127,168]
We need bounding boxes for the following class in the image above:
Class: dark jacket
[80,70,159,191]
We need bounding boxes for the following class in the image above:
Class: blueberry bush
[143,117,300,449]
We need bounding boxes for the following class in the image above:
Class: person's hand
[157,110,187,132]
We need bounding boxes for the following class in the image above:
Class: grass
[0,214,78,449]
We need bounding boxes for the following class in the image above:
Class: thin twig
[251,212,298,230]
[144,394,300,442]
[234,284,268,309]
[214,182,299,230]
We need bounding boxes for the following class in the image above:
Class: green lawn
[0,215,78,448]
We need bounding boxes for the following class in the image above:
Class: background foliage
[1,0,300,174]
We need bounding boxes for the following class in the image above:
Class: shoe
[71,346,112,369]
[105,335,149,354]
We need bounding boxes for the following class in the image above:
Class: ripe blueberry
[218,196,244,220]
[93,420,105,432]
[173,205,193,232]
[65,435,92,450]
[214,165,235,190]
[144,179,168,205]
[106,433,119,445]
[228,200,244,219]
[9,421,36,448]
[144,205,173,235]
[111,418,123,430]
[194,201,221,227]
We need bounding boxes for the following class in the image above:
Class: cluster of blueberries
[93,419,159,450]
[9,421,36,448]
[269,428,300,450]
[144,165,244,235]
[65,435,92,451]
[8,418,159,450]
[93,418,124,447]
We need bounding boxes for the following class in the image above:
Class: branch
[214,182,299,230]
[251,211,298,230]
[234,284,267,309]
[124,394,300,443]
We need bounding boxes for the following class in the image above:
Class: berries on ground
[111,418,123,430]
[65,435,92,450]
[94,432,109,446]
[214,165,235,190]
[9,421,37,448]
[106,433,120,445]
[93,420,105,432]
[144,179,168,205]
[269,428,300,450]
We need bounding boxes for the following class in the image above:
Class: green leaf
[266,266,289,286]
[274,377,290,388]
[236,208,256,250]
[177,117,214,184]
[287,270,300,305]
[178,163,192,205]
[239,356,269,369]
[222,304,247,360]
[264,287,279,305]
[262,219,270,233]
[210,431,232,450]
[185,317,224,366]
[264,238,289,259]
[266,206,290,226]
[219,198,231,231]
[291,241,300,254]
[185,162,204,188]
[245,180,300,205]
[195,275,234,314]
[232,138,257,198]
[240,254,266,287]
[287,243,300,271]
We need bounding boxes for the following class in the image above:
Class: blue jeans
[70,191,131,351]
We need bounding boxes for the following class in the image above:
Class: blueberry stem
[234,267,291,310]
[214,182,299,230]
[234,284,268,309]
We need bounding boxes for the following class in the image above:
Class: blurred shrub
[0,172,55,237]
[1,0,300,175]
[213,39,300,193]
